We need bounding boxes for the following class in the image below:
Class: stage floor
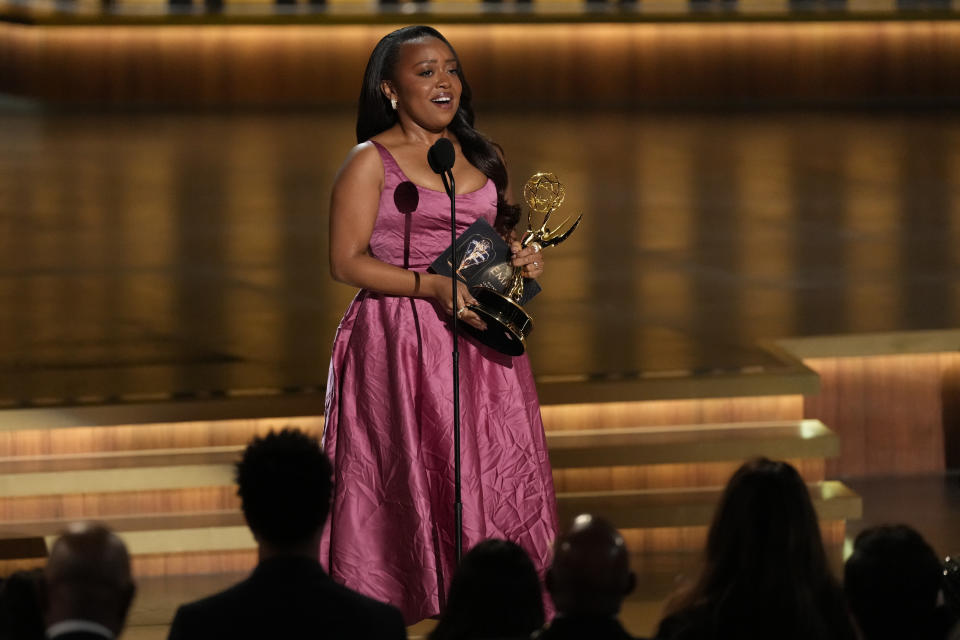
[2,102,960,406]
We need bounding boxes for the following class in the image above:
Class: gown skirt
[320,141,559,624]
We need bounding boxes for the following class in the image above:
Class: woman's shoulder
[334,141,385,189]
[344,140,383,168]
[366,127,408,154]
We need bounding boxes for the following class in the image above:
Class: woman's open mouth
[431,94,454,109]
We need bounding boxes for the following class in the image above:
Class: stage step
[556,480,861,530]
[0,446,243,474]
[0,464,235,498]
[0,419,834,479]
[0,401,858,576]
[0,421,836,500]
[104,526,253,556]
[0,510,244,540]
[545,420,837,468]
[0,480,858,558]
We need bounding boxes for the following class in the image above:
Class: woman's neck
[394,120,451,148]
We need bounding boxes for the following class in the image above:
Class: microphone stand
[438,167,463,566]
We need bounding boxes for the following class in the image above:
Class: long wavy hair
[356,26,520,236]
[661,458,854,640]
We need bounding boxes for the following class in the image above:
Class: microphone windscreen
[427,138,455,174]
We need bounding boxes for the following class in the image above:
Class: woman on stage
[321,25,559,624]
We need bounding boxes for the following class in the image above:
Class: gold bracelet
[413,271,421,295]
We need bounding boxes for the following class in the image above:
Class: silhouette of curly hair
[236,428,333,547]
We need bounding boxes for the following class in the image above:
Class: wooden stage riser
[0,488,239,522]
[543,395,804,430]
[0,558,46,574]
[0,550,260,578]
[0,391,845,577]
[0,417,322,457]
[619,520,847,553]
[2,22,960,105]
[803,352,960,476]
[0,395,801,455]
[131,549,259,578]
[118,521,848,576]
[553,458,825,492]
[0,458,823,522]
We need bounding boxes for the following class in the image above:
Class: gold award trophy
[464,172,582,356]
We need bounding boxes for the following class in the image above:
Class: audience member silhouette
[654,458,856,640]
[0,568,46,640]
[42,523,136,640]
[428,539,545,640]
[167,428,407,639]
[845,524,955,640]
[534,513,641,640]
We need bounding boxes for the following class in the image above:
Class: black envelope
[428,218,541,306]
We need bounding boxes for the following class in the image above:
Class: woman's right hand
[426,274,488,332]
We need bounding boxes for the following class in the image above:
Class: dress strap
[369,140,403,182]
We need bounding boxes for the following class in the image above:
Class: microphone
[427,135,464,565]
[427,138,455,175]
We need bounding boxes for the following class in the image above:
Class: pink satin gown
[320,141,559,624]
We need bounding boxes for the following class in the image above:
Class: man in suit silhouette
[534,514,642,640]
[43,523,136,640]
[168,428,407,639]
[846,524,955,640]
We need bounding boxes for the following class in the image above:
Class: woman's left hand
[511,241,544,280]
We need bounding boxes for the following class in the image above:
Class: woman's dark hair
[659,458,854,640]
[356,25,520,236]
[428,539,545,640]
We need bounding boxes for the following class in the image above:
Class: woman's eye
[448,68,459,75]
[419,70,433,77]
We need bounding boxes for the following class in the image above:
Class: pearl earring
[390,97,397,110]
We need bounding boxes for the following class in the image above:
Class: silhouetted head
[428,539,545,640]
[662,458,850,640]
[43,523,135,637]
[0,569,45,640]
[236,428,333,553]
[547,514,635,617]
[702,457,828,592]
[845,524,943,640]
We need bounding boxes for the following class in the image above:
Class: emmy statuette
[463,172,582,356]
